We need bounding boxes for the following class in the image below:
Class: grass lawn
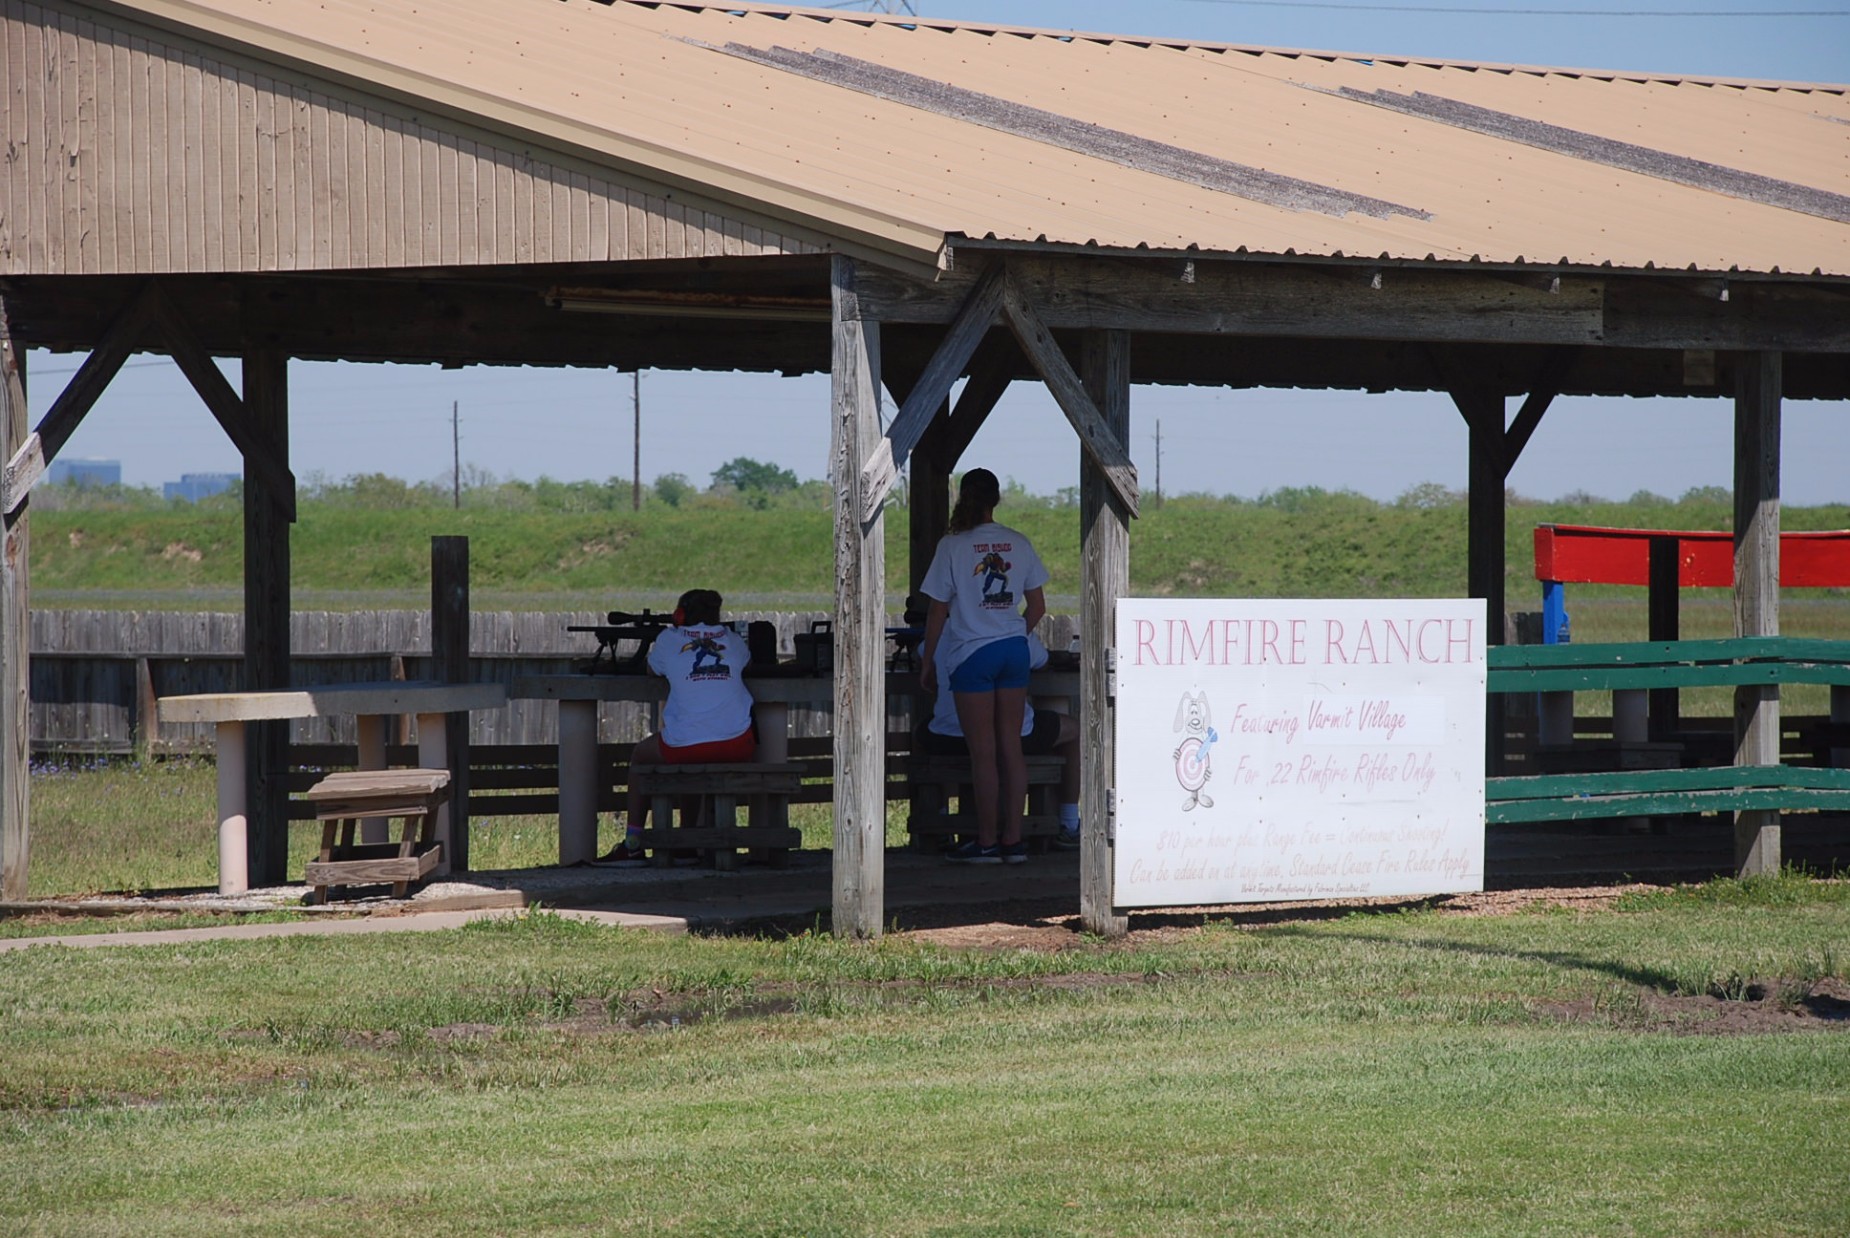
[2,877,1847,1235]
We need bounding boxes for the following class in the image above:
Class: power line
[1179,1,1848,14]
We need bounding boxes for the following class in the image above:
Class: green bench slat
[1487,764,1850,823]
[1488,764,1850,801]
[1490,787,1850,824]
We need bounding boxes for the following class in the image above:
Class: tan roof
[97,0,1850,275]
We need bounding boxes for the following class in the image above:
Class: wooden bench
[628,762,804,870]
[303,768,450,902]
[1488,638,1850,830]
[905,752,1065,851]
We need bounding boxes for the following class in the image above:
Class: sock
[1058,804,1079,831]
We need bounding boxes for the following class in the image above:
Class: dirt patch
[1539,977,1850,1036]
[160,541,203,563]
[877,885,1658,951]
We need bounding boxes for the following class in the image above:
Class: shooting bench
[303,768,450,901]
[628,761,805,870]
[905,752,1066,852]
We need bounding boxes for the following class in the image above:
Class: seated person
[596,588,754,866]
[914,634,1082,849]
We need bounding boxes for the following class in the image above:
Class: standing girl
[917,469,1050,864]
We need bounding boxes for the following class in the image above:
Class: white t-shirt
[920,521,1050,679]
[647,624,753,747]
[927,632,1046,737]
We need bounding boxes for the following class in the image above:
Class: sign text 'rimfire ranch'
[1113,600,1488,908]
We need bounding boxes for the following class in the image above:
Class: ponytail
[947,468,1001,535]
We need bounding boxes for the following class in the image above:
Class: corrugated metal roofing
[82,0,1850,275]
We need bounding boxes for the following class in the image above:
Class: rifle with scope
[566,609,673,675]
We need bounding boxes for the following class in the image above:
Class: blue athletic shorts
[949,636,1031,692]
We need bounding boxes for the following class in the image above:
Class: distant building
[164,472,240,502]
[48,458,120,488]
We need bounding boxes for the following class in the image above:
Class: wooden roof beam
[999,276,1139,516]
[859,262,1005,522]
[2,283,162,516]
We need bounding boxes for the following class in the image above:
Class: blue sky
[28,0,1850,505]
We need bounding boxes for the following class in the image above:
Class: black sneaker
[945,840,1002,864]
[1000,841,1029,865]
[591,841,649,868]
[1051,827,1081,851]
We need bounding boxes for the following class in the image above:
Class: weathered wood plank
[1733,350,1782,877]
[1,299,28,898]
[861,256,1607,345]
[1079,329,1130,938]
[860,261,1005,522]
[1001,278,1139,516]
[831,254,886,939]
[3,279,158,513]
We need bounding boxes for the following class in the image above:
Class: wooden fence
[28,609,1082,756]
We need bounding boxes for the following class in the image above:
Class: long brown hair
[947,468,1001,534]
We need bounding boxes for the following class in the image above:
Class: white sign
[1113,599,1487,907]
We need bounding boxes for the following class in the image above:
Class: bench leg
[712,794,739,871]
[650,793,675,868]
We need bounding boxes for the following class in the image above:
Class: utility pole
[631,371,642,512]
[1154,418,1162,508]
[451,400,460,509]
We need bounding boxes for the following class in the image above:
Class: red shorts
[655,728,756,764]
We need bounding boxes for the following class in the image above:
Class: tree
[711,457,798,496]
[711,457,798,509]
[653,472,694,508]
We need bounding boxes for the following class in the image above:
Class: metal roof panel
[83,0,1850,274]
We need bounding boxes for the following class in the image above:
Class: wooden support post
[831,255,886,939]
[1458,389,1508,772]
[1080,330,1131,939]
[242,349,292,888]
[1,305,28,900]
[1647,535,1680,742]
[1733,351,1782,877]
[432,536,471,873]
[133,656,158,760]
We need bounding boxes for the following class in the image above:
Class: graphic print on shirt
[971,544,1015,608]
[681,630,732,680]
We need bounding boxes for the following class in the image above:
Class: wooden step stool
[905,752,1065,852]
[303,768,450,902]
[628,762,804,870]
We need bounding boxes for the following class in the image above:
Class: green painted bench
[1486,637,1850,824]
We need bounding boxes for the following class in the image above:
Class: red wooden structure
[1535,525,1850,589]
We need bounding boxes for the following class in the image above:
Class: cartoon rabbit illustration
[1172,690,1217,810]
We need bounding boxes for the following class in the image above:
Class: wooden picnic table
[511,669,1078,865]
[157,681,508,894]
